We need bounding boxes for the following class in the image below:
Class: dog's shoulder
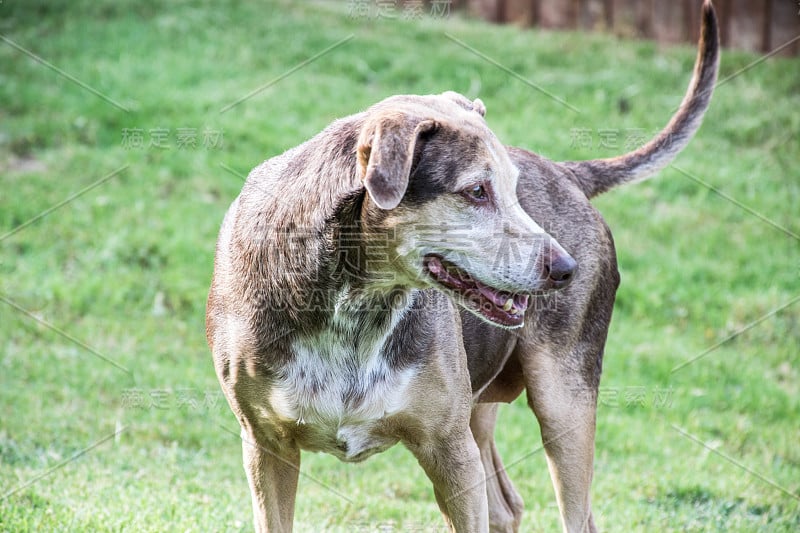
[240,115,364,207]
[509,147,614,257]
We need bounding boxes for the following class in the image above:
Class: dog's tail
[561,0,720,199]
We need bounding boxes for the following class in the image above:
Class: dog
[206,1,718,530]
[206,90,578,532]
[465,2,719,532]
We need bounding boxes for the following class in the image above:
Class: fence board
[461,0,799,56]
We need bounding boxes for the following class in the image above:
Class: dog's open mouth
[423,255,530,328]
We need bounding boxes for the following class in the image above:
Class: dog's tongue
[474,280,509,307]
[474,280,529,314]
[425,256,530,316]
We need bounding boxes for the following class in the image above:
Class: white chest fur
[267,292,417,461]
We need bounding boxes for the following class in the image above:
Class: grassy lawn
[1,0,798,531]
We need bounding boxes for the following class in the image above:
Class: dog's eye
[464,184,487,201]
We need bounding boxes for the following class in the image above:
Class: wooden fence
[452,0,799,56]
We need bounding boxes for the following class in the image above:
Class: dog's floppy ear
[440,91,486,117]
[357,112,438,210]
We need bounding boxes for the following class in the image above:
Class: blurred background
[465,0,798,55]
[1,0,798,531]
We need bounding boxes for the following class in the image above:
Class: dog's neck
[308,191,417,343]
[244,188,417,349]
[321,283,415,356]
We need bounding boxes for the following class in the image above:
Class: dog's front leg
[521,350,598,533]
[536,403,597,533]
[241,429,300,533]
[470,403,524,532]
[410,428,489,532]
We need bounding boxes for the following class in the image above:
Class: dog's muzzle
[423,255,530,328]
[422,248,577,328]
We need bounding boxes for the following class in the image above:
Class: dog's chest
[268,307,416,461]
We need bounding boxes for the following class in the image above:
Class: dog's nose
[545,253,577,286]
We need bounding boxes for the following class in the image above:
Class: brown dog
[207,91,577,532]
[206,1,718,531]
[467,2,719,531]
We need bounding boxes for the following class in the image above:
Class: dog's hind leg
[241,429,300,533]
[470,403,524,532]
[521,345,599,533]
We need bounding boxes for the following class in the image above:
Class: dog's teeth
[503,298,514,312]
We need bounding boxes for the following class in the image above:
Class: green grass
[1,0,798,531]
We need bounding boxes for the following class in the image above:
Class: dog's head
[356,91,575,329]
